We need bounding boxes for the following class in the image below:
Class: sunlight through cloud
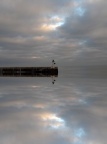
[41,15,64,31]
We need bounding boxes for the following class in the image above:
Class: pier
[0,67,58,77]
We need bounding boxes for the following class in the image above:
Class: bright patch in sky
[75,7,85,16]
[41,15,64,31]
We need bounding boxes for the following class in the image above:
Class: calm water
[0,66,107,144]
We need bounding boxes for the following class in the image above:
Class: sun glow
[41,15,64,31]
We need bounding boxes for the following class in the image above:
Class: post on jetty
[0,67,58,77]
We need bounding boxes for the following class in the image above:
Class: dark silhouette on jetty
[0,67,58,77]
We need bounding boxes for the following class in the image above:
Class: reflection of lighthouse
[0,67,58,77]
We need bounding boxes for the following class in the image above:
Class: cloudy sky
[0,0,107,66]
[0,0,107,144]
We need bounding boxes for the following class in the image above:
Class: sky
[0,0,107,66]
[0,0,107,144]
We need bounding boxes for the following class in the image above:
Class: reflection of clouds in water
[0,79,107,144]
[39,112,86,144]
[41,113,65,129]
[74,128,85,138]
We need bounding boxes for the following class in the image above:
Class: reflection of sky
[0,76,107,144]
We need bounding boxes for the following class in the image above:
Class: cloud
[0,0,72,65]
[58,0,107,65]
[0,0,106,65]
